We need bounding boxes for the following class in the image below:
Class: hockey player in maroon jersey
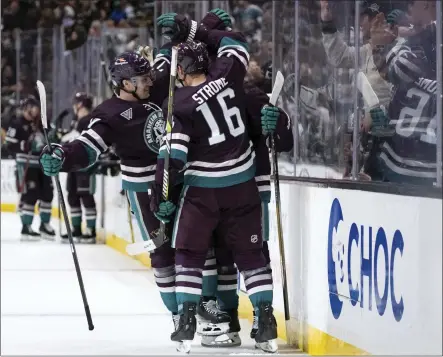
[5,95,56,240]
[59,92,98,243]
[39,50,183,340]
[193,10,293,348]
[151,13,279,353]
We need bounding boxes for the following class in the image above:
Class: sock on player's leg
[216,265,239,311]
[242,267,274,315]
[176,265,202,312]
[153,265,178,313]
[202,248,218,297]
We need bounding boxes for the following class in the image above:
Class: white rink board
[1,159,143,243]
[2,159,442,354]
[278,182,442,355]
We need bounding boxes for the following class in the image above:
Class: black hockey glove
[156,13,197,43]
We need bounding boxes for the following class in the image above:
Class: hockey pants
[18,166,54,226]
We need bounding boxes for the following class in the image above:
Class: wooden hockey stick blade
[356,71,379,108]
[36,80,48,129]
[269,71,285,106]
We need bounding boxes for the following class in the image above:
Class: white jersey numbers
[196,88,245,146]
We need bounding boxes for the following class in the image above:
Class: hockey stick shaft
[159,46,178,240]
[268,71,290,321]
[126,192,135,244]
[36,80,94,331]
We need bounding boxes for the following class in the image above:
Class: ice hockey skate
[39,223,56,240]
[196,297,231,336]
[171,302,197,353]
[80,227,96,244]
[20,225,41,241]
[201,308,241,348]
[60,226,82,243]
[254,302,278,353]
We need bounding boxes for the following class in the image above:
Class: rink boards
[1,159,442,355]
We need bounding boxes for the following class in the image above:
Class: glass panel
[437,0,443,187]
[356,0,439,186]
[275,1,357,179]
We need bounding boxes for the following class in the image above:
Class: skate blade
[196,318,230,336]
[201,332,241,348]
[40,232,56,241]
[175,340,192,353]
[256,339,278,353]
[60,237,81,244]
[79,238,96,244]
[20,234,41,242]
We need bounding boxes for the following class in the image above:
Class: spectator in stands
[232,0,263,45]
[110,0,128,25]
[320,0,393,110]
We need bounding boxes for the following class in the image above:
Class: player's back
[174,74,253,188]
[379,77,437,185]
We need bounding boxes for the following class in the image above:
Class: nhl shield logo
[144,110,165,153]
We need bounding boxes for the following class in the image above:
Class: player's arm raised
[157,11,249,79]
[39,111,113,176]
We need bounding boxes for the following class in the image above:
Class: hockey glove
[148,182,177,223]
[201,9,232,30]
[261,105,280,136]
[39,144,65,176]
[211,9,232,28]
[157,13,197,42]
[154,201,176,223]
[369,107,394,137]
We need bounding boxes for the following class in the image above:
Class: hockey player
[369,0,438,185]
[175,10,293,348]
[38,50,183,342]
[59,92,97,243]
[5,95,56,240]
[151,15,278,353]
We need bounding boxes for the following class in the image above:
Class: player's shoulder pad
[92,96,134,122]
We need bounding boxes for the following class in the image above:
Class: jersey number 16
[196,88,245,145]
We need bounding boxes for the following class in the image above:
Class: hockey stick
[356,72,379,108]
[268,71,290,322]
[126,193,135,244]
[125,46,178,256]
[36,80,94,331]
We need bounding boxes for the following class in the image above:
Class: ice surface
[1,212,301,355]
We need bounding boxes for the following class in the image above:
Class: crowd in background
[1,0,441,188]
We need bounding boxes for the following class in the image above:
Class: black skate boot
[196,296,231,336]
[80,227,96,244]
[254,302,278,353]
[201,308,241,348]
[39,223,56,240]
[250,311,258,338]
[21,225,41,241]
[61,226,83,243]
[171,302,197,353]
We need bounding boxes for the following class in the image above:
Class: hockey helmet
[176,41,209,75]
[73,92,93,110]
[109,51,154,89]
